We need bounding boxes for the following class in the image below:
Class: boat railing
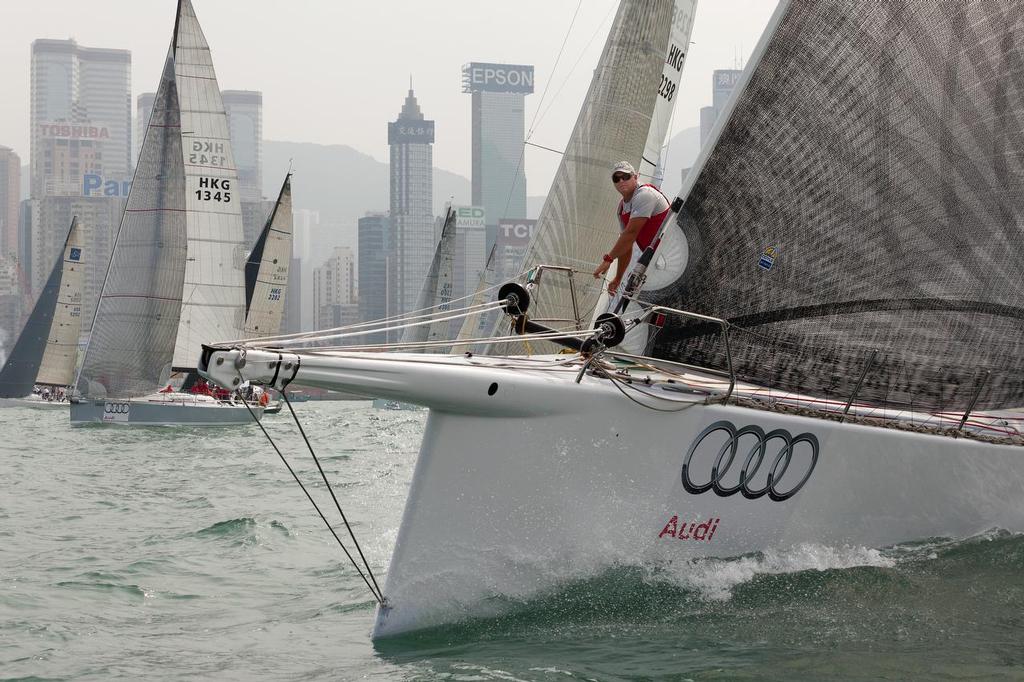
[625,305,736,404]
[520,265,584,329]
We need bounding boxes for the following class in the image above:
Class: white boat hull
[70,393,262,426]
[198,349,1024,637]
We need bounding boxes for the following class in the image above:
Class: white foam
[658,543,896,601]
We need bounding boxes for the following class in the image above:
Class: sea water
[2,401,1023,680]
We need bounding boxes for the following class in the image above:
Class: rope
[281,391,384,602]
[236,386,386,606]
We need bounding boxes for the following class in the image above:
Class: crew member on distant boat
[592,160,670,295]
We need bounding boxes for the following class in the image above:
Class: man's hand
[593,259,612,279]
[607,275,623,296]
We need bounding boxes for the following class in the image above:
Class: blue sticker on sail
[69,248,82,261]
[758,246,776,271]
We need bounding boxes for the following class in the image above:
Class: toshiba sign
[39,123,110,140]
[462,63,535,94]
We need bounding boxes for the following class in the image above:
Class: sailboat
[0,217,85,406]
[244,173,293,339]
[70,0,260,426]
[399,206,458,352]
[201,0,1024,638]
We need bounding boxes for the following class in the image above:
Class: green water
[2,401,1022,680]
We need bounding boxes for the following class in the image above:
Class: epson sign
[462,62,535,94]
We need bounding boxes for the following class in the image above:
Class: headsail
[244,173,293,337]
[0,217,84,397]
[401,207,457,350]
[638,0,698,185]
[647,0,1024,410]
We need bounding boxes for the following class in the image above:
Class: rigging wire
[236,386,386,606]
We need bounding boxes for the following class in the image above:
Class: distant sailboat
[244,173,293,338]
[399,206,457,352]
[0,217,84,405]
[70,0,260,426]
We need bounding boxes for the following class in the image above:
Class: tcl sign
[498,219,536,247]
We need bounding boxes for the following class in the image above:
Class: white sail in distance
[243,174,293,338]
[36,217,85,387]
[401,207,457,350]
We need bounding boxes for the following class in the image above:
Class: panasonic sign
[462,62,535,94]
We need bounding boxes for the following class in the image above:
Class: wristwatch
[602,253,614,263]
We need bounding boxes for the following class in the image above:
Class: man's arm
[593,216,649,282]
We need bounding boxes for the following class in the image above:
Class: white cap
[611,161,636,177]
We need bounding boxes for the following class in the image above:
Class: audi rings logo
[104,402,130,414]
[681,421,819,502]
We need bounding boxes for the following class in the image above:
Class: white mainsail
[243,174,293,338]
[76,0,245,399]
[400,208,457,350]
[171,0,247,369]
[36,217,85,387]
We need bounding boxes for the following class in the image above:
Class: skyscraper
[358,212,390,343]
[462,62,533,250]
[699,69,742,147]
[313,246,357,330]
[222,90,264,245]
[29,39,130,325]
[0,146,20,258]
[31,39,131,197]
[388,86,435,317]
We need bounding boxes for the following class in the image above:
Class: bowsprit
[681,421,820,502]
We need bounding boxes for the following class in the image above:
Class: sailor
[592,160,671,296]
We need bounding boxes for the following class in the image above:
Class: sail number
[658,75,677,102]
[189,140,227,167]
[195,177,231,203]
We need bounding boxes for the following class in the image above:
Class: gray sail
[647,0,1024,410]
[401,208,457,349]
[76,51,187,399]
[0,218,83,397]
[244,174,293,337]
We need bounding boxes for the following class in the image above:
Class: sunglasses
[612,172,633,183]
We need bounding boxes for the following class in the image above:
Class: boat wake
[376,530,1024,648]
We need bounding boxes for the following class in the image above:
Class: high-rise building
[313,246,357,330]
[357,212,390,343]
[388,87,435,317]
[453,206,486,305]
[282,256,302,334]
[222,90,264,245]
[30,39,130,313]
[31,39,131,197]
[462,62,533,251]
[699,69,742,147]
[0,146,20,258]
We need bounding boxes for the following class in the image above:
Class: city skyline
[0,1,778,195]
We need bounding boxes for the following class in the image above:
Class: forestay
[647,0,1024,410]
[244,174,293,338]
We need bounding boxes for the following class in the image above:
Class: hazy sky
[0,1,778,193]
